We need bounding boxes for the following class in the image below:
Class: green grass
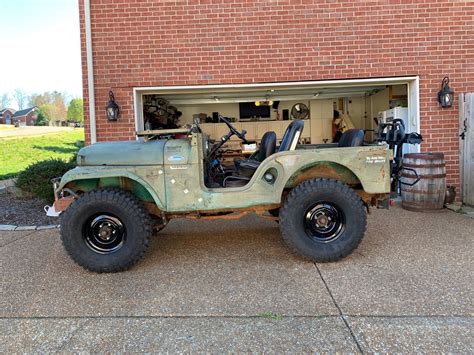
[257,312,284,320]
[0,129,84,180]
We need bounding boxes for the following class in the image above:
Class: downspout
[84,0,97,143]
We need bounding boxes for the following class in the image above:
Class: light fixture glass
[437,76,454,108]
[105,91,119,121]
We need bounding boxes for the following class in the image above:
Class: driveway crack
[314,263,364,354]
[0,230,37,248]
[55,318,91,351]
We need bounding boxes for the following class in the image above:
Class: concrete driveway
[1,207,472,352]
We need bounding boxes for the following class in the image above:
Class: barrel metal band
[402,163,445,169]
[400,173,446,179]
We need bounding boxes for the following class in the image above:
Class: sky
[0,0,82,109]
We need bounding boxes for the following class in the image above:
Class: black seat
[235,121,304,180]
[237,131,276,177]
[338,129,364,147]
[258,131,277,160]
[279,119,305,151]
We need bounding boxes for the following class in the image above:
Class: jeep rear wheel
[60,189,152,273]
[279,178,366,262]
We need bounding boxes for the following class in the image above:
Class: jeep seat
[236,131,276,174]
[338,129,364,147]
[278,119,305,152]
[236,120,304,179]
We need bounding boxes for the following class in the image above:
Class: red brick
[79,0,474,195]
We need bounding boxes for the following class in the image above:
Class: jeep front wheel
[279,178,366,262]
[60,189,152,273]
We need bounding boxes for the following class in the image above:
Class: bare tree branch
[13,89,28,110]
[0,93,11,109]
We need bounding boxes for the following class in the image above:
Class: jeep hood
[77,140,166,166]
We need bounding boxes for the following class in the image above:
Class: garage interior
[136,79,415,153]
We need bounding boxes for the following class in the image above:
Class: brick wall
[14,112,36,126]
[79,0,474,189]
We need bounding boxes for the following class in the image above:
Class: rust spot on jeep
[53,196,75,212]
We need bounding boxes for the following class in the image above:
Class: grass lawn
[0,129,84,180]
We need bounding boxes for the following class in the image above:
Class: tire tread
[279,178,366,262]
[60,188,152,273]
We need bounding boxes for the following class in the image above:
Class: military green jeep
[48,117,391,272]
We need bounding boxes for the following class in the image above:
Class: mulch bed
[0,193,58,226]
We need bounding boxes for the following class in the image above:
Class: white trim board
[133,76,419,94]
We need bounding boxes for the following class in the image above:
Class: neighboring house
[0,108,16,124]
[78,1,473,194]
[12,107,37,126]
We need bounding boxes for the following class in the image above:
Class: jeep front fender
[57,166,166,210]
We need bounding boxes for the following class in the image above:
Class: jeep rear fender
[285,161,361,188]
[57,167,166,210]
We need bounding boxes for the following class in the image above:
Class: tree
[29,91,68,120]
[52,91,67,120]
[29,92,52,107]
[0,93,11,109]
[67,98,84,123]
[36,104,59,123]
[34,111,49,126]
[13,89,27,110]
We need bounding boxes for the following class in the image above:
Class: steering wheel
[219,115,249,143]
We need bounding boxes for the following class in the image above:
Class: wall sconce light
[437,76,454,108]
[105,91,120,121]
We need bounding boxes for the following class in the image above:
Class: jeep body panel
[59,166,166,210]
[57,132,391,213]
[78,140,166,166]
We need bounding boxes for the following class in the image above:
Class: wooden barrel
[400,153,446,211]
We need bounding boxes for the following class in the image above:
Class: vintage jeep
[48,117,392,272]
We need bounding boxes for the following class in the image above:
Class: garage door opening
[134,77,420,152]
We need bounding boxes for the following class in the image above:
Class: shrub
[16,159,75,202]
[34,111,49,126]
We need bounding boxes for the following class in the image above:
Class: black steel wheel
[60,189,152,273]
[83,214,126,254]
[304,202,345,243]
[279,178,366,262]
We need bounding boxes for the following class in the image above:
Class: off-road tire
[60,188,152,273]
[279,178,366,262]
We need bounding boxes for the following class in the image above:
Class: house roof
[0,108,16,116]
[12,107,37,117]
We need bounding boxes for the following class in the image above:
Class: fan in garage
[291,103,309,120]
